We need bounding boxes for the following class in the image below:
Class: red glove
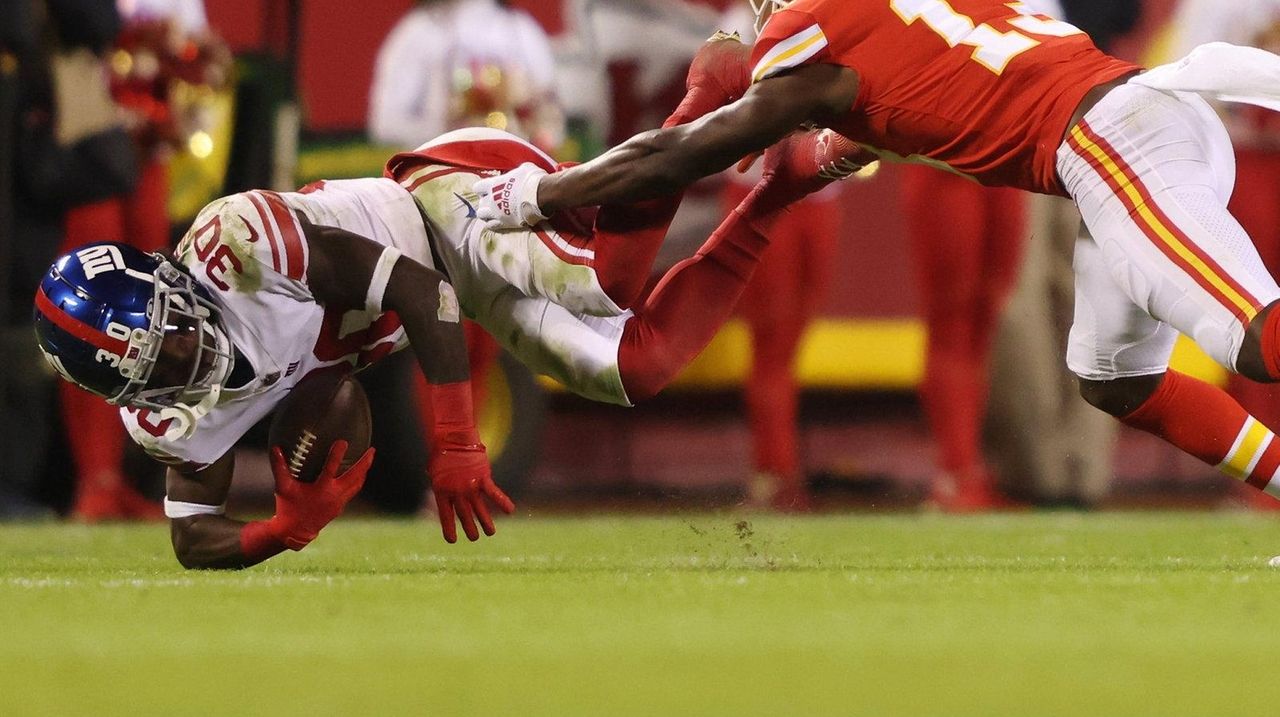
[241,440,375,559]
[429,382,516,543]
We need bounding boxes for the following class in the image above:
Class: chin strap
[159,384,222,441]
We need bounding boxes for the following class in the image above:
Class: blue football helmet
[33,242,234,411]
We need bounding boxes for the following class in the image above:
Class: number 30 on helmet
[32,242,233,410]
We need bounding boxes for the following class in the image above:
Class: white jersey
[368,0,559,148]
[122,178,430,469]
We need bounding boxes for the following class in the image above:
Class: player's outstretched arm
[304,222,515,544]
[474,63,859,227]
[168,443,373,569]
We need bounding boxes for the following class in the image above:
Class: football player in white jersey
[34,42,867,568]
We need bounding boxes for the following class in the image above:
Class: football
[268,370,373,483]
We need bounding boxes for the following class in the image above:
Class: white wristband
[365,247,403,314]
[163,497,226,519]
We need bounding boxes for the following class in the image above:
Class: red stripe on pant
[1069,121,1260,323]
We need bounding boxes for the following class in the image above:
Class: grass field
[3,512,1280,716]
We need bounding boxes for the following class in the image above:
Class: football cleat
[663,34,753,128]
[33,242,234,412]
[926,470,1025,514]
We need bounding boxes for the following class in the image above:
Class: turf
[3,513,1280,716]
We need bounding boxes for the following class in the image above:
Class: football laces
[288,429,318,478]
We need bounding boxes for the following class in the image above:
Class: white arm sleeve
[365,247,403,314]
[163,498,226,519]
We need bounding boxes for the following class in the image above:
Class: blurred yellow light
[480,65,504,88]
[853,160,881,180]
[485,112,509,130]
[188,131,214,159]
[111,49,133,77]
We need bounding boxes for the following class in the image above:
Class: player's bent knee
[1237,302,1280,384]
[1077,373,1166,418]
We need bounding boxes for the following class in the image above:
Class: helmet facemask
[114,258,234,414]
[749,0,792,34]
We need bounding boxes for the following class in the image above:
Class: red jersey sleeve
[749,8,832,83]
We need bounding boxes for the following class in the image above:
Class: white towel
[1131,42,1280,113]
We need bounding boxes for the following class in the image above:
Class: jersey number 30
[890,0,1083,74]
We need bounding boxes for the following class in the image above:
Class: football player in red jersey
[475,0,1280,503]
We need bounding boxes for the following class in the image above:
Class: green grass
[3,513,1280,716]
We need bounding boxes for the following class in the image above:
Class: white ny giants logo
[75,245,156,282]
[76,245,126,279]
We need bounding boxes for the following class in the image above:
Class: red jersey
[750,0,1139,195]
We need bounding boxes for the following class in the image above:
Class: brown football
[268,370,372,483]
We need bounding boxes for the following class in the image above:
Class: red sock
[588,195,683,309]
[618,192,778,402]
[1123,371,1280,495]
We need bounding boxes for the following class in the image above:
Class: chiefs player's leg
[1060,85,1280,377]
[1062,85,1280,498]
[737,191,833,512]
[903,168,1001,500]
[1071,235,1280,498]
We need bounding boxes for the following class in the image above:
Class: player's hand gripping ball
[268,370,373,483]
